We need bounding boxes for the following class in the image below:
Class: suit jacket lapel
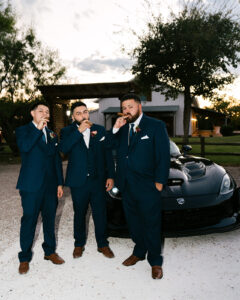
[72,122,87,149]
[121,124,129,152]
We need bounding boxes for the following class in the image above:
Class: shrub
[220,125,234,136]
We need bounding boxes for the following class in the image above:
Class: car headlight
[108,186,121,200]
[220,174,234,195]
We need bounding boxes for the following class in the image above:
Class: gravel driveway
[0,164,240,300]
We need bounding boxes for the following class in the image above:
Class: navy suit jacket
[59,122,115,188]
[16,122,64,192]
[107,114,170,191]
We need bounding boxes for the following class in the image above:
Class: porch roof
[102,105,179,113]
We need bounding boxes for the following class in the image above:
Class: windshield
[170,141,181,157]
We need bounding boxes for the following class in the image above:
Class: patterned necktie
[129,123,135,145]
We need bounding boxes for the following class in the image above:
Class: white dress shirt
[77,125,90,148]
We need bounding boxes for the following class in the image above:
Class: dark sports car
[106,141,240,237]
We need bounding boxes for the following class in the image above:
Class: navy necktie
[129,123,135,145]
[42,131,47,143]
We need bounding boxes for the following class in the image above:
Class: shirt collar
[32,121,38,128]
[129,113,143,129]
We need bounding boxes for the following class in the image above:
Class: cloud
[21,0,38,5]
[73,9,95,31]
[12,0,52,19]
[81,9,95,19]
[72,56,133,73]
[74,9,94,20]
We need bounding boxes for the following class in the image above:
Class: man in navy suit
[59,102,115,259]
[108,93,170,279]
[16,102,65,274]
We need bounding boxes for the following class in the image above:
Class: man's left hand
[57,185,64,198]
[155,182,163,192]
[106,178,114,191]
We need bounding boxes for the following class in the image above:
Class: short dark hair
[120,93,141,104]
[71,101,87,113]
[30,101,50,111]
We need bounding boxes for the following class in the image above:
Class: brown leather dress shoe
[122,255,144,266]
[152,266,163,279]
[19,262,29,274]
[98,246,114,258]
[44,253,65,264]
[73,246,85,258]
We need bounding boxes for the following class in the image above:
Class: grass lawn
[1,136,240,166]
[172,135,240,166]
[172,135,240,143]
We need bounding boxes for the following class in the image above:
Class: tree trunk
[1,122,19,156]
[183,86,192,144]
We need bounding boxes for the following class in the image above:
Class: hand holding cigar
[85,120,93,126]
[37,118,49,130]
[117,113,129,119]
[114,113,128,129]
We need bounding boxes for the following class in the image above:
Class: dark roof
[192,106,226,116]
[38,81,140,101]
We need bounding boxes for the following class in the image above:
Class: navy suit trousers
[70,177,108,248]
[18,181,58,262]
[122,174,163,266]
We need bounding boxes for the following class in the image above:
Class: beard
[126,109,141,123]
[75,118,87,125]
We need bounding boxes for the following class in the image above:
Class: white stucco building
[38,82,224,137]
[90,91,193,137]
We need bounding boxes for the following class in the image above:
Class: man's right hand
[114,117,127,129]
[37,118,49,130]
[78,120,91,133]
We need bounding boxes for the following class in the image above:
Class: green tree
[0,98,35,154]
[0,1,66,154]
[0,2,65,101]
[131,0,240,143]
[211,94,240,129]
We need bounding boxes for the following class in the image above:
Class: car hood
[165,155,227,197]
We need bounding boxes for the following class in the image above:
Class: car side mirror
[182,145,192,156]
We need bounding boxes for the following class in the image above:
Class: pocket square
[141,135,149,140]
[55,143,58,146]
[99,136,105,142]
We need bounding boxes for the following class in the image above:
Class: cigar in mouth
[117,113,129,119]
[85,120,93,126]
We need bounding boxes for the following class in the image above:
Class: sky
[3,0,240,106]
[11,0,177,84]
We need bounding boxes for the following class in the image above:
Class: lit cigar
[85,120,93,126]
[42,118,49,123]
[117,113,128,119]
